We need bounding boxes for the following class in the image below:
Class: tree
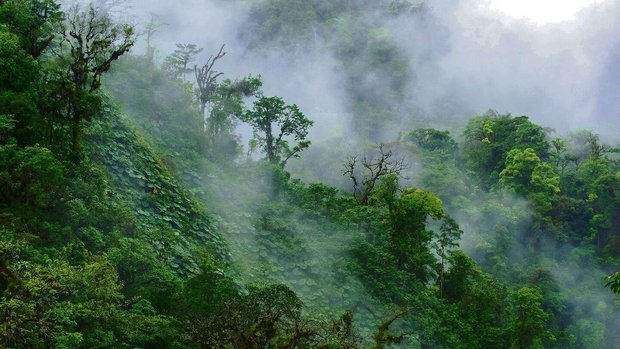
[0,114,16,145]
[180,258,309,348]
[549,138,569,173]
[163,43,202,79]
[500,148,544,194]
[441,251,509,348]
[195,44,226,115]
[0,145,65,211]
[500,147,561,197]
[143,14,166,64]
[343,144,407,205]
[54,4,135,153]
[0,0,63,58]
[408,128,457,154]
[0,27,38,92]
[389,187,444,280]
[500,148,560,212]
[514,120,549,158]
[462,112,550,188]
[0,252,178,348]
[241,96,313,166]
[433,217,463,297]
[562,130,619,170]
[0,3,51,147]
[206,76,262,161]
[507,287,554,349]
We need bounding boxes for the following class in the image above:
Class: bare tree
[343,144,407,205]
[194,44,226,116]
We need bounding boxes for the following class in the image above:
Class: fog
[120,0,619,143]
[93,0,620,345]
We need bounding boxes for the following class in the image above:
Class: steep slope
[85,97,230,273]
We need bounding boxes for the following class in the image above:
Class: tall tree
[508,287,554,348]
[163,43,202,79]
[500,147,560,212]
[240,96,313,166]
[194,44,226,116]
[389,187,445,280]
[54,4,135,153]
[205,76,262,161]
[433,216,463,297]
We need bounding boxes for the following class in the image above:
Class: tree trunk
[266,123,275,163]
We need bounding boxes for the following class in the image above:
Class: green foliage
[0,27,38,92]
[507,287,554,349]
[408,128,457,154]
[605,270,620,294]
[0,144,65,211]
[434,217,464,297]
[389,188,444,281]
[86,101,229,271]
[107,237,182,312]
[0,241,180,349]
[442,251,509,348]
[0,0,62,58]
[241,96,313,166]
[205,75,263,162]
[103,49,620,347]
[106,54,206,166]
[180,257,361,348]
[0,114,16,144]
[57,4,135,93]
[53,3,135,153]
[500,147,560,213]
[0,91,45,146]
[3,3,619,345]
[162,43,203,78]
[463,112,550,189]
[500,148,544,193]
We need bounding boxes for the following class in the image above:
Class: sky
[487,0,607,24]
[117,0,620,144]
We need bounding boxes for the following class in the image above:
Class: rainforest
[1,0,620,348]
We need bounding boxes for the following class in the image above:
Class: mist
[7,0,620,346]
[107,0,620,346]
[122,0,618,138]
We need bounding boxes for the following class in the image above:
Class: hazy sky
[117,0,619,143]
[487,0,608,23]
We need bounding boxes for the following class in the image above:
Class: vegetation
[241,96,313,166]
[0,1,619,348]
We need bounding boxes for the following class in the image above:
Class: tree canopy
[241,96,313,166]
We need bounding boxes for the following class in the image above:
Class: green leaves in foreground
[605,271,620,294]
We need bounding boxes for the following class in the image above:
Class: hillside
[1,1,620,348]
